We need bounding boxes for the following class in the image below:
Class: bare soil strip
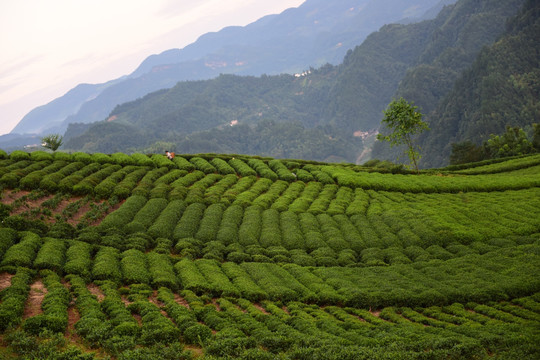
[87,283,105,302]
[149,291,172,320]
[353,314,367,322]
[184,345,204,357]
[174,294,190,309]
[0,273,13,292]
[66,305,81,339]
[133,313,142,326]
[253,303,269,315]
[11,194,55,216]
[23,280,47,319]
[53,197,82,217]
[0,190,31,205]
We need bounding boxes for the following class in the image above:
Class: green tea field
[0,149,539,359]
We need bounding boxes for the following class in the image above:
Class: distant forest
[63,0,538,168]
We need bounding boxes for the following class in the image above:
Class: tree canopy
[377,98,429,172]
[41,134,63,151]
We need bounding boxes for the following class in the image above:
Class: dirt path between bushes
[174,294,190,309]
[0,273,13,292]
[86,283,105,302]
[23,280,47,319]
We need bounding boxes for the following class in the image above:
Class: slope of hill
[10,0,446,138]
[64,0,525,165]
[418,0,540,167]
[373,0,537,168]
[0,149,538,358]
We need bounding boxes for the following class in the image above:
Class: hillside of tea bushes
[0,149,539,359]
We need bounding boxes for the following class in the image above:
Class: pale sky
[0,0,304,136]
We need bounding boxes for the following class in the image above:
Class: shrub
[1,232,42,268]
[147,200,186,239]
[147,252,178,290]
[99,195,148,232]
[113,167,150,199]
[91,153,114,164]
[72,152,92,163]
[151,154,176,169]
[24,270,70,334]
[120,249,150,284]
[33,238,66,273]
[9,150,30,161]
[216,204,244,245]
[110,152,135,166]
[190,157,217,174]
[29,151,53,161]
[269,159,296,181]
[63,241,93,279]
[221,262,267,301]
[125,198,168,234]
[0,267,33,330]
[210,158,236,174]
[173,156,195,171]
[238,205,263,247]
[247,159,278,181]
[183,323,213,344]
[130,153,154,167]
[40,162,85,191]
[173,202,206,241]
[174,258,210,294]
[92,246,121,281]
[0,228,17,259]
[229,158,257,177]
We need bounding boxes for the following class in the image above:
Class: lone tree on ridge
[41,134,63,152]
[377,97,429,173]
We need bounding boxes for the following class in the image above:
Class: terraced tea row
[0,150,539,358]
[1,230,539,307]
[1,269,538,359]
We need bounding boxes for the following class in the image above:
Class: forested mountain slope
[10,0,445,138]
[417,0,540,167]
[64,0,526,165]
[0,148,539,358]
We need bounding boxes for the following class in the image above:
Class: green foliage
[23,270,70,334]
[1,232,42,268]
[63,241,93,279]
[449,141,486,165]
[120,249,150,284]
[0,267,33,330]
[33,238,66,273]
[377,97,429,172]
[485,125,535,158]
[92,246,121,281]
[413,0,540,167]
[41,134,63,151]
[0,145,539,358]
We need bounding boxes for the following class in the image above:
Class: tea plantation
[0,149,539,359]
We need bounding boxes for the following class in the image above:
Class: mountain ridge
[63,0,526,166]
[9,0,446,138]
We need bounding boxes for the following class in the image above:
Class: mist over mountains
[10,0,449,137]
[6,0,539,168]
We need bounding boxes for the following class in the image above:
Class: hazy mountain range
[4,0,537,169]
[10,0,451,137]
